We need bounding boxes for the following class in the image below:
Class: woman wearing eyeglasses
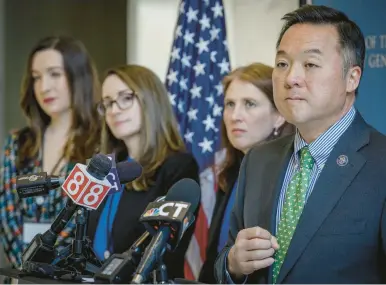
[86,64,200,280]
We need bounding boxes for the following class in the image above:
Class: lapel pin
[36,196,44,205]
[337,155,348,167]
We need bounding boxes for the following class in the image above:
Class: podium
[0,268,83,284]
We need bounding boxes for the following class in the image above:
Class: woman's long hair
[19,35,101,167]
[100,64,186,191]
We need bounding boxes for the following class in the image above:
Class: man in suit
[215,4,386,284]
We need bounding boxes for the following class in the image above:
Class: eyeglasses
[97,92,136,115]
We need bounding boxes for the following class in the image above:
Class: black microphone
[57,158,143,276]
[115,161,143,188]
[131,178,201,284]
[21,154,114,280]
[53,160,143,261]
[93,197,165,284]
[21,155,112,266]
[21,159,142,266]
[93,231,150,284]
[16,173,65,198]
[16,160,142,199]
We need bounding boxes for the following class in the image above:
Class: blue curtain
[309,0,386,134]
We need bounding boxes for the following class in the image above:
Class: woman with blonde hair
[199,62,294,283]
[87,64,199,279]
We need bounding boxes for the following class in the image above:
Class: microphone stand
[54,206,102,277]
[94,232,150,284]
[21,199,78,266]
[22,206,101,281]
[131,243,170,284]
[154,262,169,284]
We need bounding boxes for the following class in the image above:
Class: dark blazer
[87,151,200,280]
[199,175,237,284]
[215,113,386,284]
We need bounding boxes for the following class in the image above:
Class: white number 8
[67,172,85,195]
[83,185,104,206]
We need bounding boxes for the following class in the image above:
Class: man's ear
[346,66,362,93]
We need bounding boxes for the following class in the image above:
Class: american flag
[165,0,231,279]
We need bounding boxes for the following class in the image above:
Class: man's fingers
[238,238,272,251]
[254,227,273,240]
[271,236,280,250]
[244,248,276,261]
[238,227,272,240]
[233,227,277,276]
[239,257,275,275]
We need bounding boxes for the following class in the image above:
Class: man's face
[272,23,357,135]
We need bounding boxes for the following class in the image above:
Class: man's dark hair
[277,5,365,81]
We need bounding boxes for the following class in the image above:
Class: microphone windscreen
[116,160,143,184]
[165,178,201,215]
[87,154,113,180]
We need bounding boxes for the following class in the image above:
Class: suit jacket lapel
[269,138,295,236]
[249,137,294,233]
[245,136,294,284]
[276,114,370,284]
[265,137,294,284]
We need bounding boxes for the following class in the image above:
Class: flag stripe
[186,233,203,278]
[184,258,195,280]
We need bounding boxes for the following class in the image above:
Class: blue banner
[311,0,386,134]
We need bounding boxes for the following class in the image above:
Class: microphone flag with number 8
[62,163,112,210]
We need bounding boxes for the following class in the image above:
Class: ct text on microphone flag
[105,153,121,195]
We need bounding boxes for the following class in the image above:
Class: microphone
[21,156,144,280]
[16,173,65,198]
[21,199,78,265]
[61,154,112,210]
[16,154,133,199]
[21,154,112,265]
[61,159,142,210]
[108,160,143,194]
[60,157,143,274]
[21,160,142,266]
[93,197,165,284]
[17,159,142,200]
[116,161,142,184]
[44,154,114,276]
[93,231,151,284]
[131,178,201,284]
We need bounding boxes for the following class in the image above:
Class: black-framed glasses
[97,91,136,115]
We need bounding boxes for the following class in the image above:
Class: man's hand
[227,226,279,278]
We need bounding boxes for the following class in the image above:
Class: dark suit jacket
[215,113,386,283]
[199,175,238,284]
[87,152,199,280]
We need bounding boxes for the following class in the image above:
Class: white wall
[127,0,299,79]
[228,0,299,67]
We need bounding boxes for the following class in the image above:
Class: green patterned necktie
[272,146,314,284]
